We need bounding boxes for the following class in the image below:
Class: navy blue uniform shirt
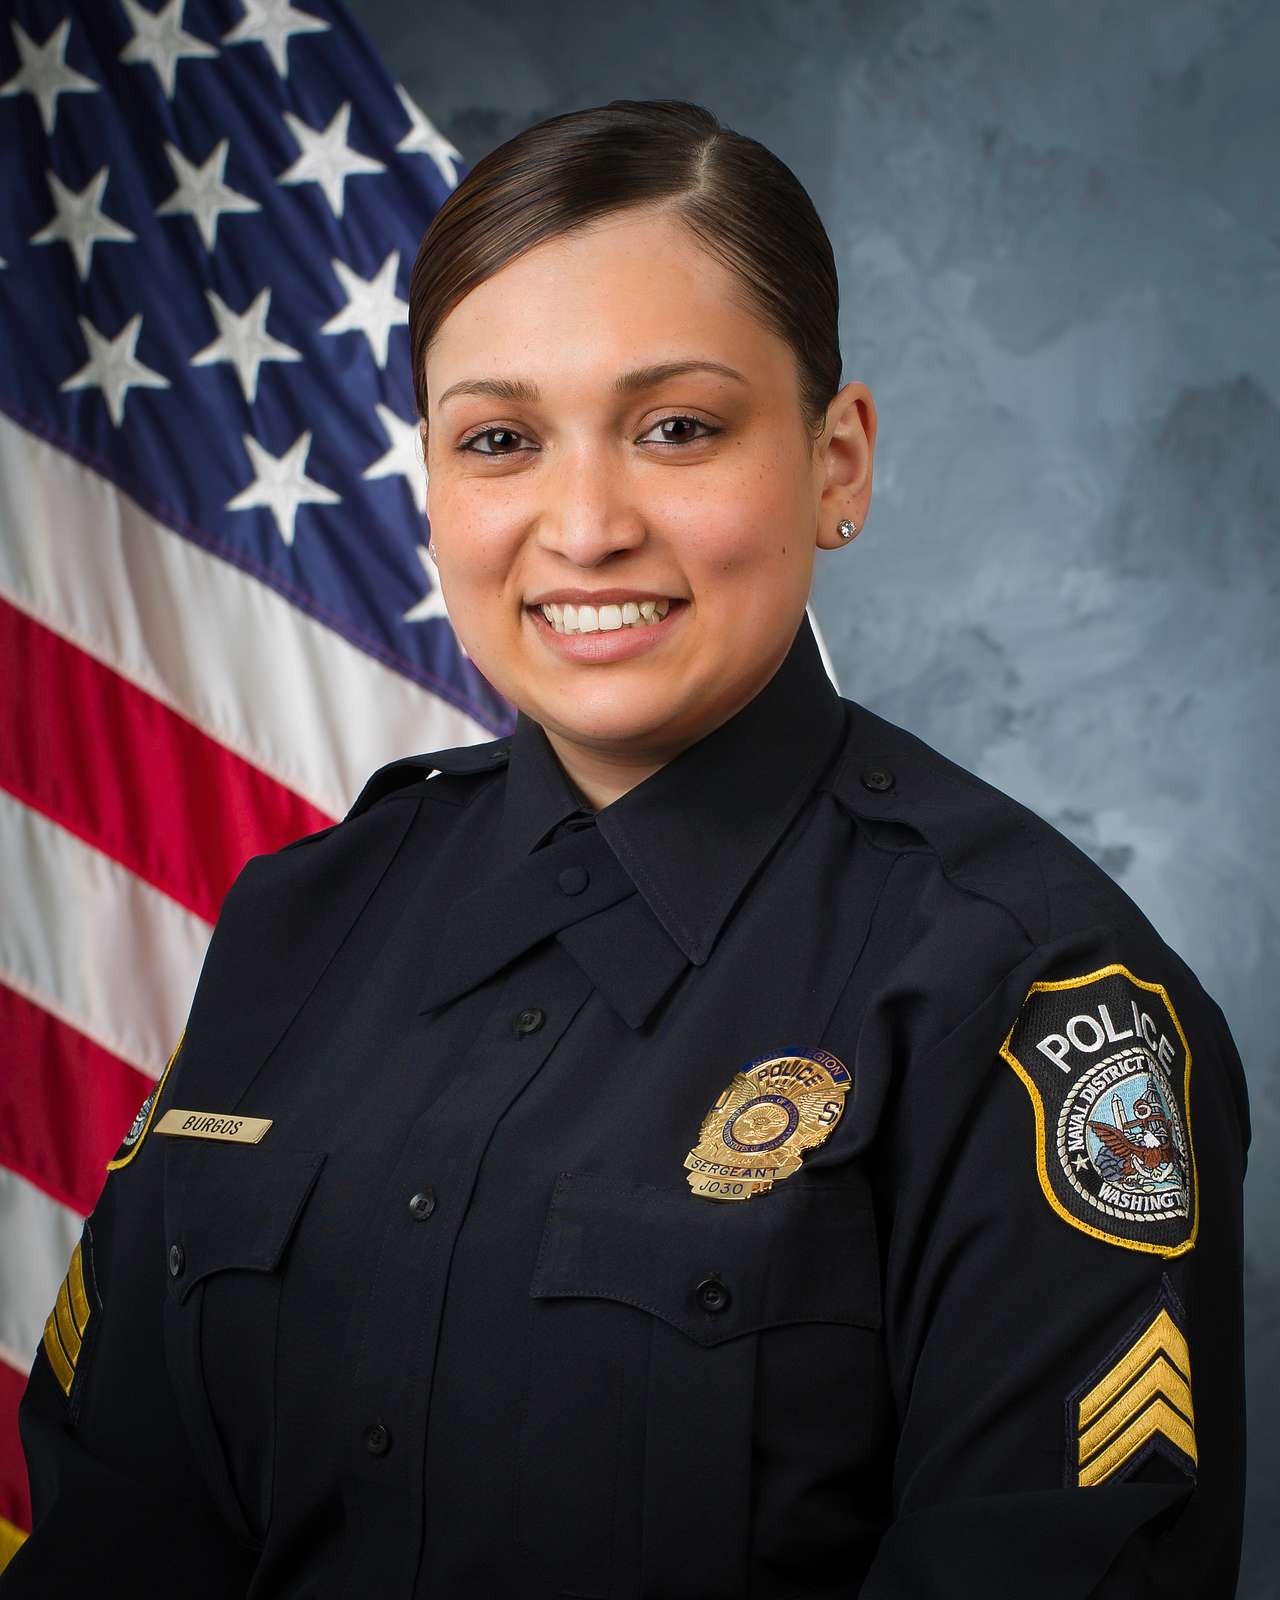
[3,615,1248,1597]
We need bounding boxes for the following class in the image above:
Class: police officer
[4,100,1247,1598]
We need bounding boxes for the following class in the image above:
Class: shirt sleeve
[860,923,1249,1599]
[0,1033,259,1597]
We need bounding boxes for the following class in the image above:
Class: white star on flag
[190,287,301,405]
[278,102,385,219]
[321,252,408,369]
[156,138,261,252]
[226,430,341,547]
[363,403,425,508]
[118,0,218,100]
[59,312,170,427]
[0,18,98,136]
[394,85,462,189]
[403,544,465,651]
[222,0,329,79]
[30,166,136,282]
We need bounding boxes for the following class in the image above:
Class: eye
[457,426,530,456]
[640,414,719,446]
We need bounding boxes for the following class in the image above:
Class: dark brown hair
[408,99,841,446]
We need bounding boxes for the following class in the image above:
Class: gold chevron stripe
[0,1514,28,1576]
[68,1239,90,1335]
[1079,1396,1198,1486]
[1075,1302,1197,1487]
[1079,1353,1193,1461]
[54,1278,82,1364]
[41,1236,97,1399]
[1077,1307,1191,1430]
[42,1309,74,1396]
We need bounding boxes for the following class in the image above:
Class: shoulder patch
[1000,964,1197,1256]
[106,1030,184,1173]
[1066,1275,1197,1487]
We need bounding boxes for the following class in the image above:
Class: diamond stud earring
[837,520,857,540]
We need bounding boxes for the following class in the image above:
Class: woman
[6,100,1247,1598]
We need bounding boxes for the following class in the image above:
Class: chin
[537,694,693,751]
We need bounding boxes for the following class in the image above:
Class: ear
[815,382,876,549]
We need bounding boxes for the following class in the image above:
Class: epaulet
[826,700,1056,945]
[344,736,512,822]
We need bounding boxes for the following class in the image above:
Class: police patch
[684,1048,851,1201]
[106,1029,185,1173]
[1000,965,1197,1255]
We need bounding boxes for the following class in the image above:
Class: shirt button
[695,1275,731,1314]
[514,1007,545,1036]
[557,865,589,896]
[364,1422,391,1457]
[860,766,895,793]
[408,1189,436,1221]
[168,1243,185,1278]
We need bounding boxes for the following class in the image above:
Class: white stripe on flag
[0,412,493,819]
[0,1168,83,1379]
[0,791,209,1080]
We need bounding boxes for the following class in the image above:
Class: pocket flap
[530,1171,881,1347]
[164,1143,325,1304]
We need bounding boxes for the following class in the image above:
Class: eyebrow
[435,359,748,409]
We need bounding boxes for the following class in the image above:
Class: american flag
[0,0,510,1563]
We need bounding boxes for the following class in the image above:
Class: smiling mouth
[535,598,673,636]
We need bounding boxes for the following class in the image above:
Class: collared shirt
[7,617,1249,1599]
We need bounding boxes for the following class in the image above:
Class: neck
[542,730,677,811]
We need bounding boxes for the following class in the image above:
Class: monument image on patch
[1059,1051,1190,1219]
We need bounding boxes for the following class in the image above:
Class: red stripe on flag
[0,1357,32,1533]
[0,598,335,923]
[0,984,152,1218]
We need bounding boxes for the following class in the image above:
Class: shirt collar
[502,612,846,965]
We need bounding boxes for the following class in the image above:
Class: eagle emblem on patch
[1000,964,1197,1255]
[684,1049,851,1201]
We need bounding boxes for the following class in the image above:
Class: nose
[534,445,646,567]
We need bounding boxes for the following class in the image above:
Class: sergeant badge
[684,1048,851,1201]
[1000,964,1197,1256]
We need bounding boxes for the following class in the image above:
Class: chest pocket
[517,1170,882,1600]
[163,1142,326,1547]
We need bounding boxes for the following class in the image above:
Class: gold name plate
[153,1109,273,1145]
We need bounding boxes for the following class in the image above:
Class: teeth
[535,599,675,636]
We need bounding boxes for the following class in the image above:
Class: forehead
[426,208,789,396]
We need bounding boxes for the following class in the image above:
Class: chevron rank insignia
[1000,964,1197,1255]
[41,1223,102,1419]
[1067,1277,1197,1488]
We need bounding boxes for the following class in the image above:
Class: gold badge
[153,1109,273,1145]
[684,1049,851,1201]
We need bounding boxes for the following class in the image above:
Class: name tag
[153,1109,273,1145]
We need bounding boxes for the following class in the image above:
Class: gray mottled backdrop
[351,1,1278,1588]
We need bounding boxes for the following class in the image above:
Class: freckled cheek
[668,454,800,560]
[430,491,525,586]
